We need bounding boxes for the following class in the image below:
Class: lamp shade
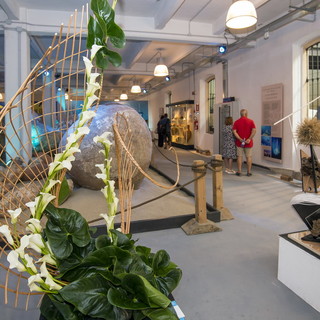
[131,84,141,93]
[120,93,128,100]
[226,0,257,29]
[154,57,169,77]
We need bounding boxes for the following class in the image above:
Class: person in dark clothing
[159,113,171,149]
[157,115,165,147]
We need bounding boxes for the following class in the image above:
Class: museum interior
[1,0,320,319]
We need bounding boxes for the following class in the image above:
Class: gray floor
[1,146,319,319]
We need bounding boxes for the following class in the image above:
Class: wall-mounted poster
[261,83,283,163]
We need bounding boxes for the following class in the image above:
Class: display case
[166,100,194,149]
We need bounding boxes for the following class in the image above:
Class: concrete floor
[1,146,319,319]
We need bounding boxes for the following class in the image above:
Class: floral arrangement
[0,0,182,319]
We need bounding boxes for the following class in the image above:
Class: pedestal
[278,231,320,312]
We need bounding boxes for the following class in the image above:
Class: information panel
[261,83,283,163]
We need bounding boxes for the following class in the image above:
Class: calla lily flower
[93,131,113,145]
[7,208,22,224]
[24,254,37,273]
[89,73,100,84]
[96,173,107,181]
[26,218,42,233]
[95,164,106,174]
[43,179,61,193]
[100,213,115,230]
[61,158,73,171]
[28,274,44,286]
[83,56,93,77]
[28,234,45,253]
[0,225,14,246]
[86,94,99,109]
[7,250,26,272]
[79,110,96,127]
[29,282,43,292]
[86,82,100,96]
[45,275,62,291]
[91,44,103,60]
[16,235,31,257]
[37,254,57,266]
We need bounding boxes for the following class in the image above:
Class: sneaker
[247,172,252,176]
[236,172,241,176]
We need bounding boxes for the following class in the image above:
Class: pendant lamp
[131,84,141,93]
[226,0,257,29]
[154,50,169,77]
[120,92,128,100]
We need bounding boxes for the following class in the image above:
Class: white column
[4,25,31,163]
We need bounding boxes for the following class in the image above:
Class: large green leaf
[111,229,135,250]
[60,275,117,319]
[128,255,154,284]
[95,234,112,249]
[40,294,83,320]
[152,250,177,277]
[58,177,71,205]
[155,269,182,296]
[87,16,105,49]
[107,22,126,48]
[91,0,114,35]
[142,308,179,320]
[108,287,149,310]
[45,204,91,259]
[122,274,171,309]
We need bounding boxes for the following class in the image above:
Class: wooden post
[181,160,221,235]
[193,160,207,224]
[211,154,234,220]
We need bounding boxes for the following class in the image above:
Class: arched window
[306,40,320,119]
[207,77,215,133]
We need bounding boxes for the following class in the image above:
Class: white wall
[148,14,320,171]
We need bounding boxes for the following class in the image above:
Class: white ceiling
[0,0,317,100]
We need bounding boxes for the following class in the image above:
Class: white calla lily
[45,275,62,291]
[7,208,22,224]
[96,173,107,181]
[100,213,115,230]
[93,131,113,145]
[16,235,31,257]
[7,250,26,272]
[40,262,50,278]
[0,225,14,245]
[79,110,96,127]
[91,44,103,60]
[61,158,73,171]
[89,73,100,84]
[37,254,57,266]
[95,164,106,174]
[43,179,61,193]
[29,282,43,292]
[86,82,100,96]
[26,218,42,233]
[28,274,44,286]
[28,234,45,253]
[83,56,93,77]
[24,254,37,273]
[86,94,99,109]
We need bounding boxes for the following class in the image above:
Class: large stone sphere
[65,104,152,190]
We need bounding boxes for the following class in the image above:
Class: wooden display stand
[278,231,320,312]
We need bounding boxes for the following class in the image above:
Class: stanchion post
[211,154,234,220]
[181,160,221,235]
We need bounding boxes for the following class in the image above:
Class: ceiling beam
[122,41,151,69]
[154,0,185,29]
[0,0,19,20]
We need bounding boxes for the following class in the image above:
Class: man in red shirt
[232,109,256,176]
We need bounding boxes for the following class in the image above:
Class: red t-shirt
[232,116,256,148]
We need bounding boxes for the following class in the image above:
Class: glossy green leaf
[133,310,147,320]
[91,0,114,34]
[155,269,182,296]
[111,229,135,249]
[128,255,154,284]
[40,294,82,320]
[58,177,71,205]
[60,275,114,319]
[95,50,109,69]
[95,234,112,249]
[122,274,171,309]
[152,250,177,276]
[108,287,149,310]
[142,308,179,320]
[87,16,104,49]
[45,204,91,259]
[107,22,126,48]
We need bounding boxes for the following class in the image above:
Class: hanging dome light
[114,98,120,102]
[154,50,169,77]
[120,92,128,100]
[131,84,141,93]
[226,0,257,29]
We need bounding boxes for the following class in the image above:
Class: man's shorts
[236,146,252,157]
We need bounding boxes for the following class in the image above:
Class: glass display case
[166,100,194,149]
